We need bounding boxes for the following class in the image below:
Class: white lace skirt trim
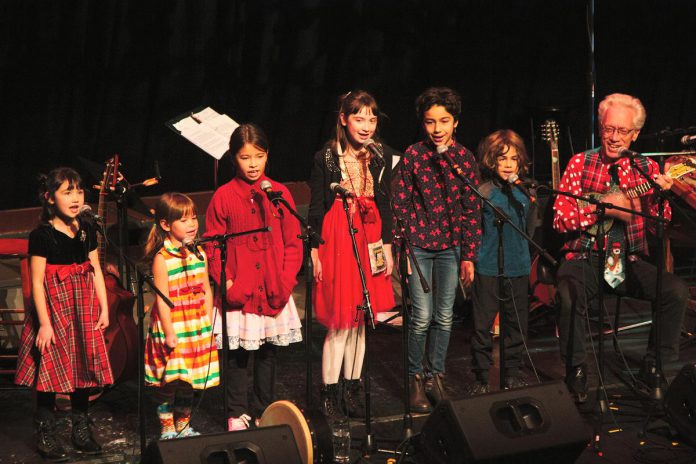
[213,295,303,351]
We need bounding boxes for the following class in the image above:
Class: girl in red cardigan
[204,123,303,431]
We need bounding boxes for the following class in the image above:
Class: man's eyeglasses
[601,126,634,137]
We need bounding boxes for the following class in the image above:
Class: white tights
[321,326,365,384]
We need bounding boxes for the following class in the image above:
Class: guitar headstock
[98,155,120,195]
[541,119,559,145]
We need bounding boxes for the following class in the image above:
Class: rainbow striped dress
[144,240,220,389]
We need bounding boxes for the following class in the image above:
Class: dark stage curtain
[1,0,694,211]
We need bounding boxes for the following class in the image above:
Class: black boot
[35,414,69,462]
[343,379,366,418]
[566,364,588,404]
[71,412,102,455]
[320,383,342,419]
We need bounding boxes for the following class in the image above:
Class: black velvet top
[28,220,98,264]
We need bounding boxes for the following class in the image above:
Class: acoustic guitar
[529,119,562,312]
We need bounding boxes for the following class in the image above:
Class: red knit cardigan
[204,176,302,316]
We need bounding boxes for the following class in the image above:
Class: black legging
[224,343,277,418]
[36,388,90,419]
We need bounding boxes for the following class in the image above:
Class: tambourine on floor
[258,400,333,464]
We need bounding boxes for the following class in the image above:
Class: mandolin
[578,159,696,236]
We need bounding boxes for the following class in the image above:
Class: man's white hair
[598,93,647,130]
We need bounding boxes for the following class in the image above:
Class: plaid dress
[15,262,114,392]
[144,241,220,389]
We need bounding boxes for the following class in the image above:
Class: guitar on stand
[96,156,138,384]
[529,119,563,313]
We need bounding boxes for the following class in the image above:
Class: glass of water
[331,416,351,463]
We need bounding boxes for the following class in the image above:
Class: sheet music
[180,124,230,160]
[169,107,239,160]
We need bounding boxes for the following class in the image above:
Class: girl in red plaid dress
[15,167,113,461]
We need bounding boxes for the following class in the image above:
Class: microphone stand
[391,204,430,442]
[439,153,556,391]
[627,158,675,434]
[95,226,174,459]
[108,174,158,294]
[538,185,666,453]
[338,194,377,455]
[628,158,672,400]
[199,226,272,428]
[266,194,324,409]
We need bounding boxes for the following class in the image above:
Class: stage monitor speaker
[143,425,302,464]
[417,381,589,464]
[665,363,696,447]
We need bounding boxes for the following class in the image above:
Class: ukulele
[578,159,696,236]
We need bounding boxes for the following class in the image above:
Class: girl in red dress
[15,167,113,461]
[308,90,397,418]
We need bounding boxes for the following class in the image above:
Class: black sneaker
[464,382,490,396]
[566,364,588,404]
[637,357,668,392]
[504,375,529,390]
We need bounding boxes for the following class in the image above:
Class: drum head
[259,400,313,464]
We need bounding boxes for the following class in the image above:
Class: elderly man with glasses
[551,93,688,403]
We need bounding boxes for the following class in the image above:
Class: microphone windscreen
[436,145,448,155]
[259,180,272,191]
[507,173,520,184]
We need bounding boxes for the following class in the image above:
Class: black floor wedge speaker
[665,363,696,447]
[417,381,590,464]
[143,425,302,464]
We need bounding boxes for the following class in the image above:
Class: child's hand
[95,310,109,330]
[36,324,55,353]
[311,249,322,282]
[384,249,394,277]
[460,260,475,287]
[165,333,178,349]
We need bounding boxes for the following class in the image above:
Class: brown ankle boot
[409,374,431,413]
[425,373,447,404]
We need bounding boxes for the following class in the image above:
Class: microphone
[507,174,536,203]
[330,182,354,198]
[617,147,642,158]
[181,238,204,261]
[436,145,467,178]
[363,138,384,165]
[78,205,104,223]
[681,134,696,146]
[259,180,283,204]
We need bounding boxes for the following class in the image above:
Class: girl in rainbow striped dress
[144,192,220,439]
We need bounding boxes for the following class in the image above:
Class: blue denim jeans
[407,246,460,376]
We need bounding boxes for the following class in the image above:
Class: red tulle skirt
[314,197,395,329]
